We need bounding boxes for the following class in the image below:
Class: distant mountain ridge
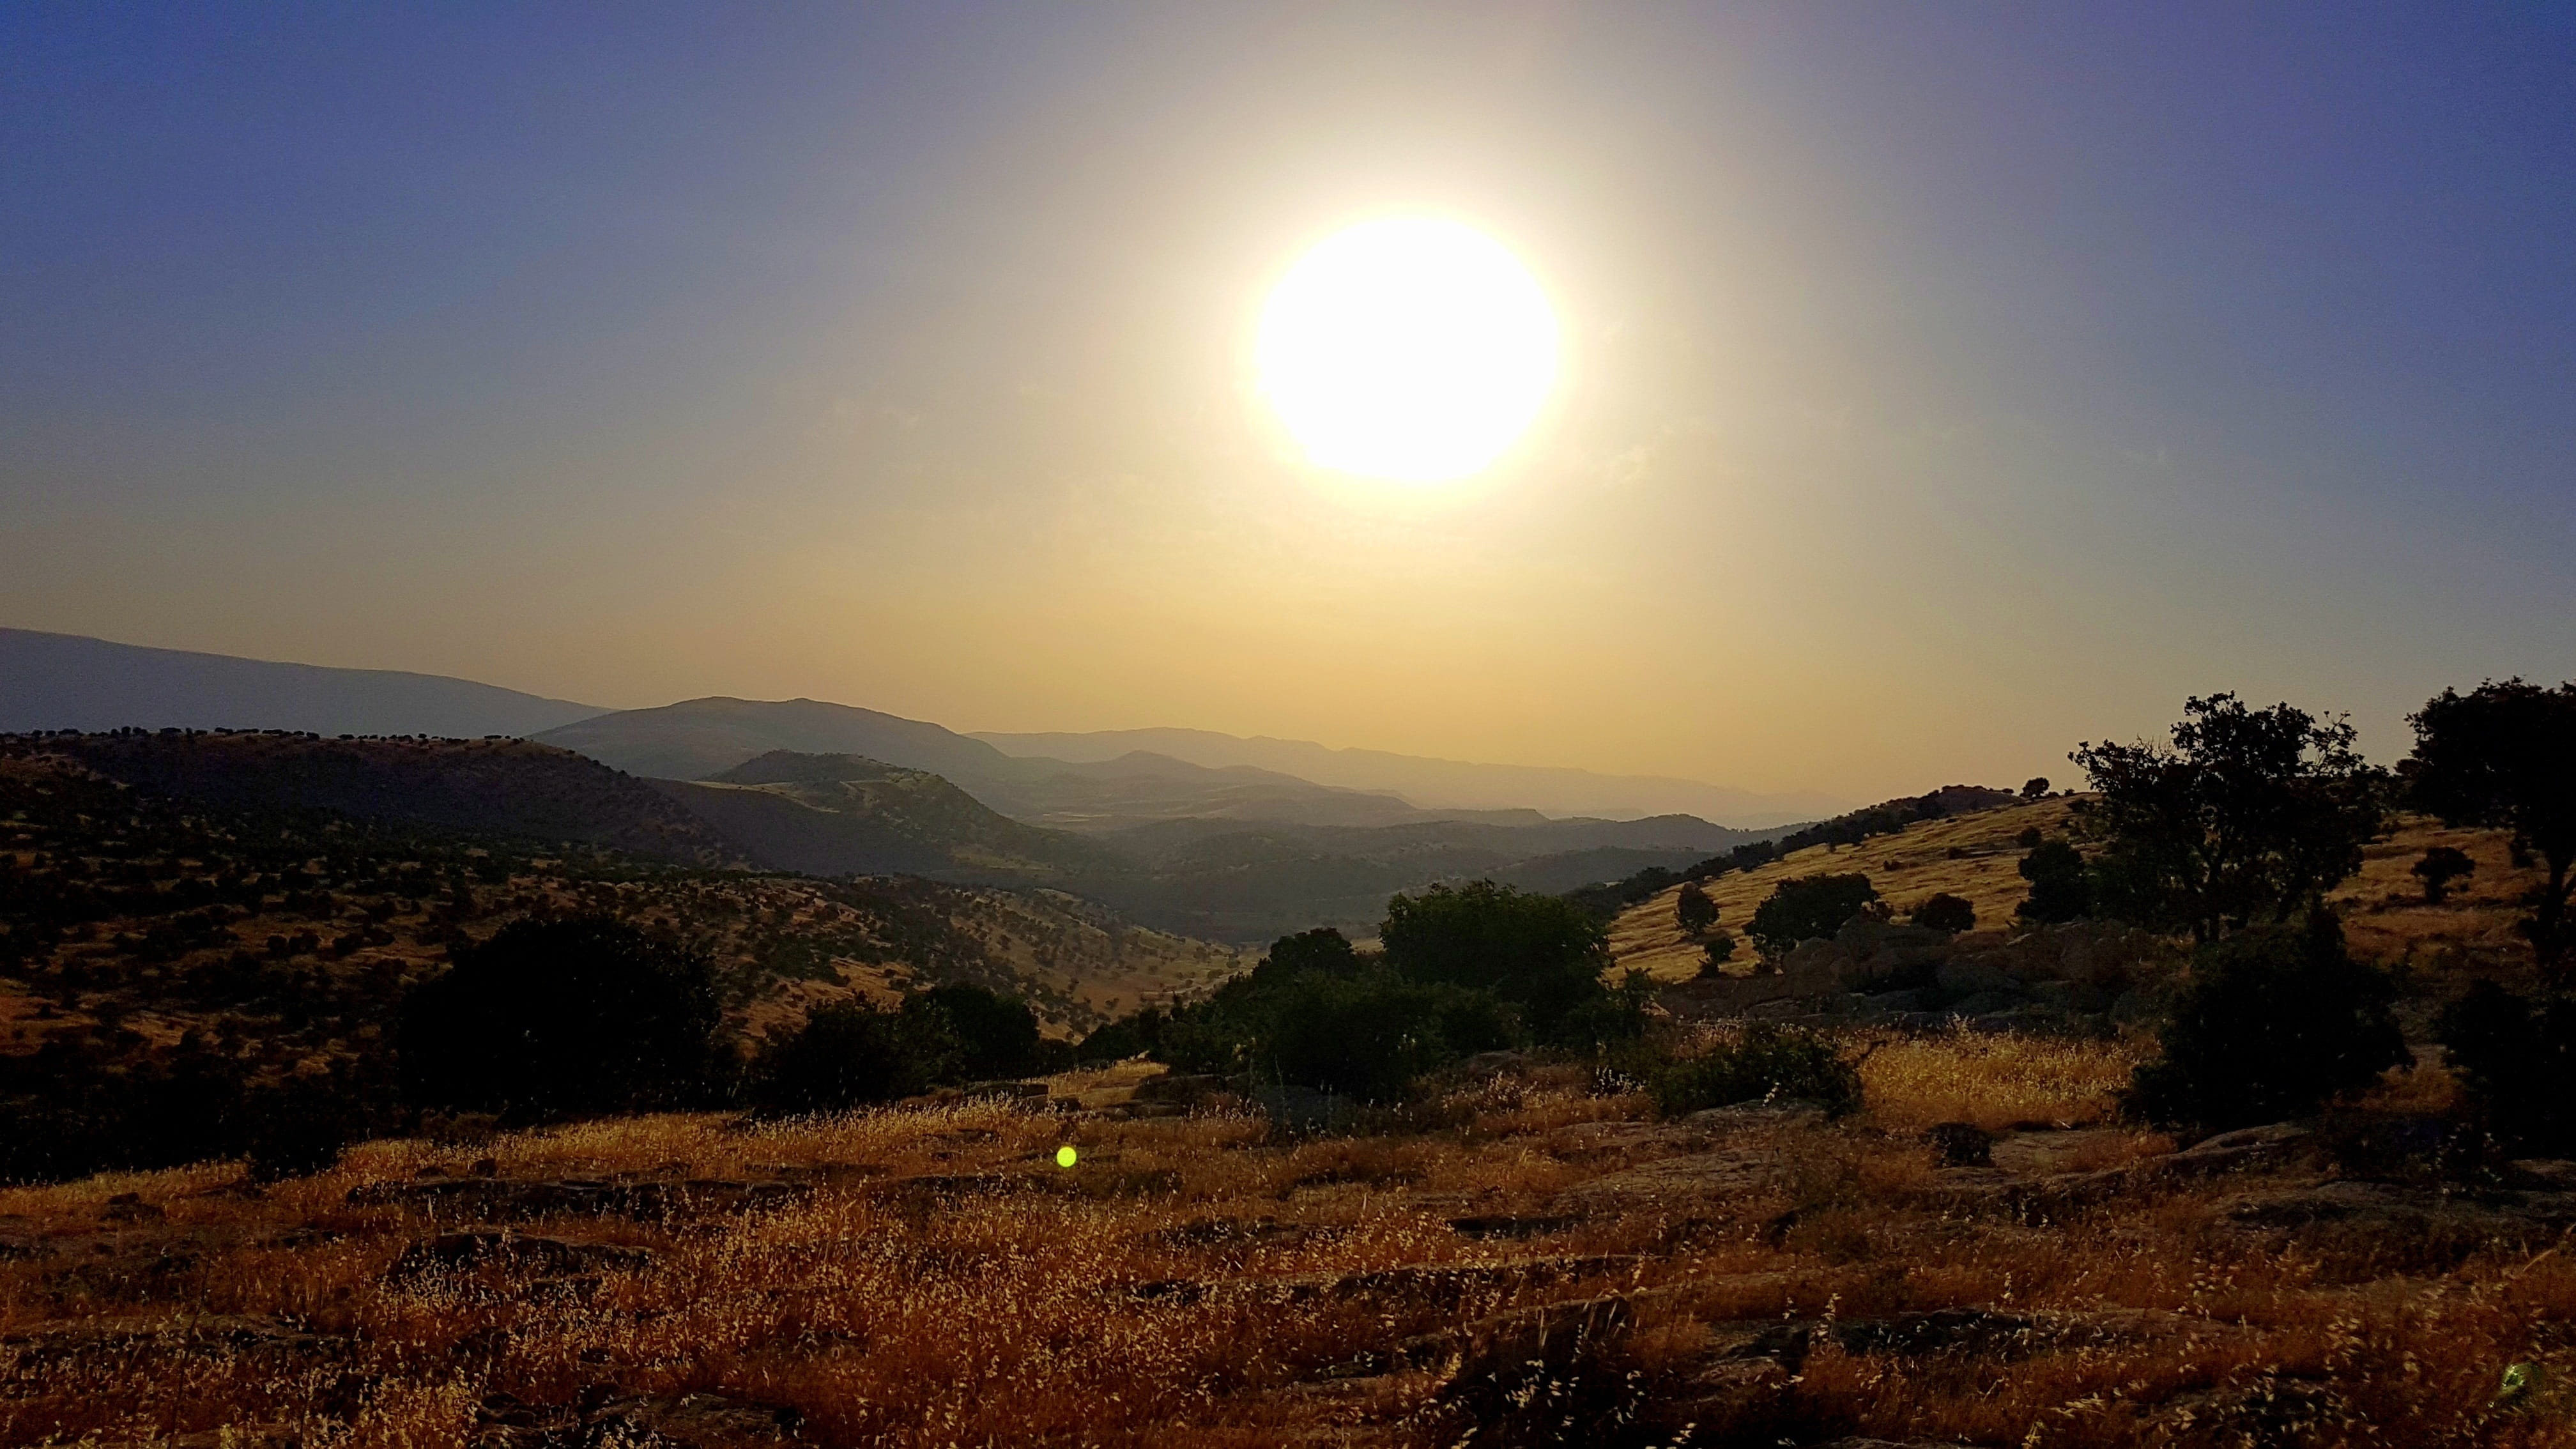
[972,726,1844,827]
[0,629,603,738]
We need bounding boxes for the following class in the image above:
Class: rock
[385,1231,654,1286]
[1936,958,2014,997]
[2512,1159,2576,1190]
[2029,979,2113,1013]
[1137,1255,1643,1310]
[2218,1180,2576,1250]
[348,1176,807,1222]
[102,1192,164,1223]
[1944,988,2028,1016]
[1860,987,1940,1014]
[1555,1149,1782,1209]
[1988,1128,2138,1175]
[1683,1099,1828,1131]
[1926,1122,1993,1168]
[960,1078,1050,1101]
[1131,1072,1227,1102]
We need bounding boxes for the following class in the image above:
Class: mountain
[652,751,1126,881]
[970,726,1846,827]
[534,697,1578,832]
[0,629,604,738]
[34,729,735,864]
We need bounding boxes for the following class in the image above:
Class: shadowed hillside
[0,629,604,737]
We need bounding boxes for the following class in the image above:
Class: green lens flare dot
[1055,1145,1078,1169]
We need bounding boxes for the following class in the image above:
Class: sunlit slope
[1609,796,2549,985]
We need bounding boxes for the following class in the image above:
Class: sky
[5,3,2572,803]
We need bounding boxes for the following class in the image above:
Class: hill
[34,729,735,866]
[0,629,604,737]
[974,724,1847,826]
[1608,793,2555,984]
[656,751,1128,880]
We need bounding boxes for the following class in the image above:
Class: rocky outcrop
[1666,919,2180,1033]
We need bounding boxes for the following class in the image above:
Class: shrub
[1381,880,1612,1040]
[2016,839,2091,923]
[2124,916,2411,1132]
[912,983,1045,1080]
[397,916,725,1121]
[2407,680,2576,972]
[1262,972,1516,1101]
[1909,893,1976,933]
[1698,931,1738,974]
[1675,882,1718,936]
[1746,874,1877,958]
[2435,982,2576,1154]
[748,1000,956,1115]
[2021,777,2051,799]
[2409,846,2476,905]
[1651,1025,1863,1118]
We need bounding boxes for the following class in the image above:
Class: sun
[1255,217,1559,483]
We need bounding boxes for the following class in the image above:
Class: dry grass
[4,1030,2573,1447]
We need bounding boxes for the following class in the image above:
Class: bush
[1746,874,1878,958]
[748,1000,956,1115]
[1262,971,1517,1100]
[913,983,1046,1080]
[1910,893,1976,933]
[2435,982,2576,1154]
[1651,1025,1863,1118]
[1381,880,1613,1040]
[2411,846,2475,904]
[1698,931,1738,973]
[1675,882,1718,936]
[2016,839,2090,923]
[2125,916,2411,1132]
[397,916,725,1121]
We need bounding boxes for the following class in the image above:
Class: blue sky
[5,4,2570,798]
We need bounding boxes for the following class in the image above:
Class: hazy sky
[6,4,2572,801]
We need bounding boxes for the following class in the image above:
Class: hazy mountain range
[0,629,1811,938]
[6,629,1828,826]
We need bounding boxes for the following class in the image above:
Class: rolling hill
[0,629,604,738]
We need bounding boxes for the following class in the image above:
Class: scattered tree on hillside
[2407,680,2576,974]
[1746,874,1878,958]
[2437,981,2576,1154]
[2071,694,2387,943]
[2410,847,2476,905]
[1699,931,1738,973]
[2016,839,2091,924]
[1910,892,1976,933]
[2021,777,2051,800]
[1675,882,1718,937]
[398,916,725,1121]
[748,1000,954,1115]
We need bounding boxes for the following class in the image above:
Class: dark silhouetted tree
[2437,981,2576,1154]
[1380,880,1611,1036]
[2071,694,2386,943]
[398,917,724,1121]
[2126,915,2410,1132]
[912,984,1045,1080]
[2407,680,2576,975]
[2410,846,2476,905]
[2021,777,2051,800]
[1698,931,1738,973]
[1675,882,1718,937]
[2016,839,2091,924]
[748,1000,954,1116]
[1746,874,1878,958]
[1910,893,1977,933]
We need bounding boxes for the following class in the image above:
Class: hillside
[37,730,736,866]
[656,751,1128,881]
[1609,793,2553,985]
[0,629,604,737]
[974,724,1848,825]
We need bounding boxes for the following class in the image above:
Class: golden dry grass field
[4,1032,2575,1449]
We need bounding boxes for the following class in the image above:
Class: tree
[1745,874,1878,958]
[2125,915,2411,1131]
[2407,680,2576,974]
[749,1000,954,1116]
[911,984,1045,1081]
[398,917,725,1121]
[1674,882,1718,937]
[1910,893,1976,933]
[2437,981,2576,1154]
[1381,880,1611,1034]
[2021,777,2052,800]
[1266,974,1517,1100]
[1698,931,1738,974]
[2410,847,2476,905]
[2071,694,2386,943]
[2015,839,2090,924]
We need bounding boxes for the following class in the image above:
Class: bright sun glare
[1256,217,1558,483]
